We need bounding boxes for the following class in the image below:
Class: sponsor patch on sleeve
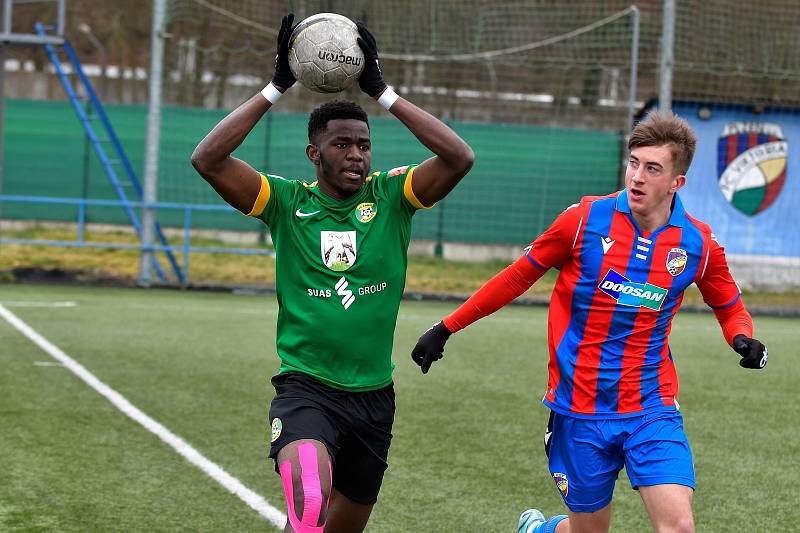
[388,165,409,177]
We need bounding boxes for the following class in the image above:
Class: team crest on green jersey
[356,202,377,223]
[321,231,357,271]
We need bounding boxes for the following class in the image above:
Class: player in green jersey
[191,15,474,533]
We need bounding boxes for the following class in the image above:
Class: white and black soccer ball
[288,13,365,93]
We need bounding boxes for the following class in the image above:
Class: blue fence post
[77,200,86,243]
[183,207,191,284]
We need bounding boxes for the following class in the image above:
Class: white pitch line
[0,304,286,528]
[1,301,78,308]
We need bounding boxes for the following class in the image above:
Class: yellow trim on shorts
[403,166,433,209]
[246,174,271,217]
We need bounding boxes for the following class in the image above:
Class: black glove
[732,334,768,369]
[411,321,452,374]
[355,21,387,97]
[271,13,297,91]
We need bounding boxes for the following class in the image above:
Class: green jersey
[249,164,427,391]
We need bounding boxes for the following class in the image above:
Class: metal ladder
[34,22,184,283]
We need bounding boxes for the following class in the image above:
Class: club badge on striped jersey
[718,122,787,216]
[356,202,376,223]
[321,231,357,271]
[666,247,688,276]
[552,472,569,498]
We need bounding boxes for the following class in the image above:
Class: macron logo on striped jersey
[601,236,615,254]
[598,269,667,310]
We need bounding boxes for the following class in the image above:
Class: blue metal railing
[0,195,275,284]
[34,22,184,283]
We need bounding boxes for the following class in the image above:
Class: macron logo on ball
[598,269,667,310]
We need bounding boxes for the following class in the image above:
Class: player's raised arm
[191,14,297,213]
[355,22,475,206]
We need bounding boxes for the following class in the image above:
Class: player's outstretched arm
[356,22,474,206]
[191,14,297,213]
[410,254,547,374]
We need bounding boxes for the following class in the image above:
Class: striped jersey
[526,190,741,418]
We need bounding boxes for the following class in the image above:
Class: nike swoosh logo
[295,209,320,218]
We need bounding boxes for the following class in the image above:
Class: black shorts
[267,372,395,505]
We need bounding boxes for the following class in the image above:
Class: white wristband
[260,82,282,104]
[377,87,399,110]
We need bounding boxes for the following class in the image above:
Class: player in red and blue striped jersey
[412,112,768,533]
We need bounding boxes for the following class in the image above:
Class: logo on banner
[321,231,357,271]
[718,122,787,216]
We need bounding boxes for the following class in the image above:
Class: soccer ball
[288,13,365,93]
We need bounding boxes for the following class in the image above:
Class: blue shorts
[545,410,695,513]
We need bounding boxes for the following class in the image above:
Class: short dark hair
[308,100,369,143]
[628,111,697,175]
